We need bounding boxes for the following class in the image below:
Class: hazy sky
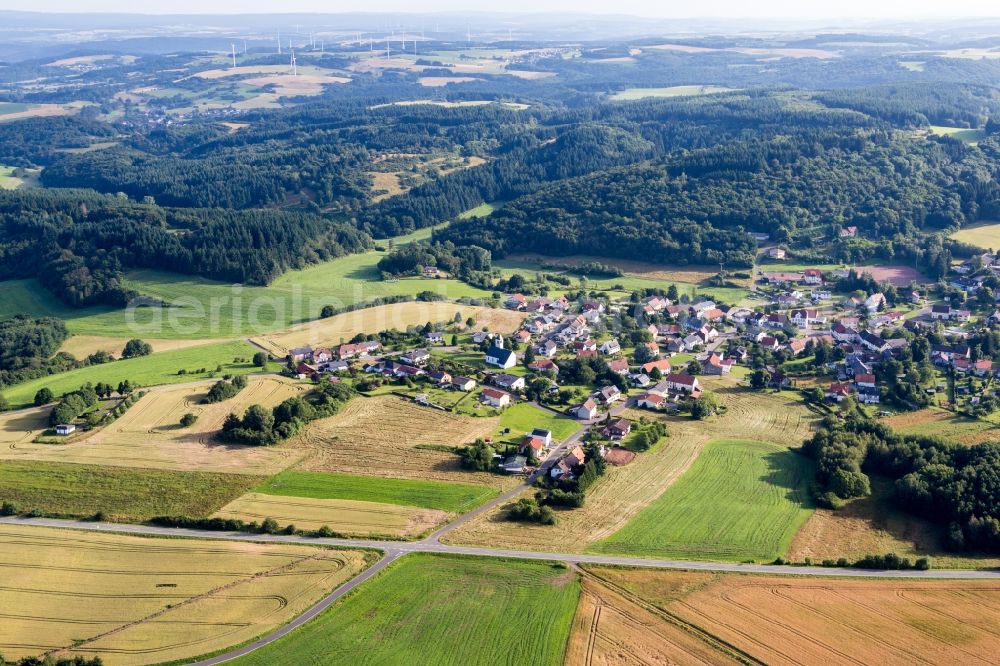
[17,0,1000,19]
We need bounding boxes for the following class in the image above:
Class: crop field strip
[291,395,507,488]
[0,460,261,522]
[230,553,581,666]
[212,493,450,537]
[592,439,816,561]
[444,381,818,552]
[589,566,1000,666]
[0,524,369,665]
[1,376,306,475]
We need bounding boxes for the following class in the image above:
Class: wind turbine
[230,43,237,68]
[386,38,391,62]
[290,49,298,76]
[467,24,472,45]
[277,30,282,54]
[243,40,247,54]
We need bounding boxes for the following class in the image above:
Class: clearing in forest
[0,523,369,665]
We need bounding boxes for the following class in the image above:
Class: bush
[34,387,54,406]
[0,501,19,516]
[507,498,556,525]
[179,413,198,427]
[253,351,269,367]
[122,338,153,359]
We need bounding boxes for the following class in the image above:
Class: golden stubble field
[249,302,524,357]
[578,566,1000,666]
[57,335,231,360]
[291,395,505,488]
[212,492,450,537]
[0,376,307,475]
[443,380,818,551]
[0,524,369,665]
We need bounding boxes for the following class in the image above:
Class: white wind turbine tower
[243,40,247,54]
[386,38,391,62]
[277,30,282,54]
[230,43,237,68]
[290,49,298,76]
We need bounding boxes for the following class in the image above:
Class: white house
[571,399,598,420]
[665,373,701,395]
[55,424,76,436]
[480,387,511,408]
[599,339,622,355]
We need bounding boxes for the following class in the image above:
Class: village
[279,240,1000,489]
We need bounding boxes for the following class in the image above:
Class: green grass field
[950,221,1000,251]
[496,402,580,442]
[592,439,815,562]
[930,125,985,144]
[610,85,735,100]
[0,460,260,521]
[232,553,580,666]
[0,102,30,115]
[0,340,260,407]
[255,470,498,513]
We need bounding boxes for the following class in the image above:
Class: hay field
[444,381,817,552]
[232,553,580,666]
[587,566,1000,666]
[951,221,1000,251]
[566,575,743,666]
[250,302,523,356]
[57,335,231,359]
[610,85,736,100]
[0,524,368,665]
[593,439,815,561]
[292,395,505,488]
[1,376,306,474]
[884,407,1000,445]
[370,171,404,201]
[788,478,1000,569]
[0,102,78,122]
[213,492,448,537]
[417,76,481,86]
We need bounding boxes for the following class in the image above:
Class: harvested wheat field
[243,74,350,96]
[566,575,743,666]
[0,376,306,474]
[250,302,524,356]
[0,407,50,447]
[292,395,505,488]
[213,492,449,537]
[0,523,370,665]
[585,565,1000,666]
[444,380,817,552]
[57,335,231,360]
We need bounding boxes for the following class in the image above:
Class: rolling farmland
[586,566,1000,666]
[0,524,369,665]
[292,395,507,488]
[250,301,523,357]
[884,407,1000,445]
[950,221,1000,250]
[593,439,815,561]
[0,460,260,521]
[445,382,817,552]
[1,376,306,474]
[231,554,580,666]
[212,492,449,537]
[0,340,261,408]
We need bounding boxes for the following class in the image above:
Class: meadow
[884,406,1000,445]
[593,439,815,561]
[0,460,261,521]
[0,524,369,665]
[232,553,580,666]
[292,395,509,488]
[212,492,448,537]
[256,469,497,513]
[930,125,985,144]
[445,381,818,553]
[495,402,580,442]
[588,565,1000,666]
[950,221,1000,251]
[0,340,261,408]
[0,376,307,474]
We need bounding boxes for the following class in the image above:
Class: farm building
[55,424,76,436]
[481,387,512,408]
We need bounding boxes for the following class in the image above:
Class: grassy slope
[232,553,580,666]
[0,460,261,521]
[592,439,815,562]
[1,340,261,407]
[256,470,498,513]
[950,221,1000,251]
[497,402,580,441]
